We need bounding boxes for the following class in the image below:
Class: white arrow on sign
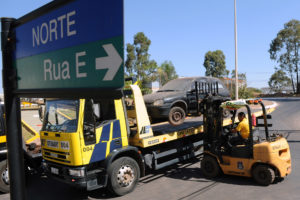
[95,44,123,81]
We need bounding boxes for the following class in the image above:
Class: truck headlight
[69,169,85,177]
[153,99,164,106]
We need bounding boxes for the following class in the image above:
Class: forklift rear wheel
[108,157,140,196]
[201,155,220,178]
[0,160,9,193]
[252,165,275,186]
[168,106,186,126]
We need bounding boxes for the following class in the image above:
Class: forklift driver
[230,112,250,145]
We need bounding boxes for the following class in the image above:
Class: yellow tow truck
[39,81,276,196]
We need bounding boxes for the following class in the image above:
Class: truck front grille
[43,148,70,163]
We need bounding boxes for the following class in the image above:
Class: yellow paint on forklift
[206,136,291,178]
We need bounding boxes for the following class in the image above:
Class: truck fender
[105,146,145,177]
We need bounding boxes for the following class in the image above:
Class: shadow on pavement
[25,175,89,200]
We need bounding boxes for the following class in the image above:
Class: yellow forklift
[199,93,291,185]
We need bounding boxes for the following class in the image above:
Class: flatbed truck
[40,83,276,196]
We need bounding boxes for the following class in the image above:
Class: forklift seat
[231,144,252,158]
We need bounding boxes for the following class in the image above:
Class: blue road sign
[13,0,124,90]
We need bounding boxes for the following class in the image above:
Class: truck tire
[107,157,140,196]
[0,160,9,193]
[168,106,186,126]
[201,155,220,178]
[252,165,275,186]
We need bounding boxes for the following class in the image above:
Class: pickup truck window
[158,78,193,92]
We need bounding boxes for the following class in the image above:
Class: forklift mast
[201,95,226,154]
[196,82,229,154]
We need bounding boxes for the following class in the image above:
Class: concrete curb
[265,101,278,109]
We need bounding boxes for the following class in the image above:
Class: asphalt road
[1,98,300,200]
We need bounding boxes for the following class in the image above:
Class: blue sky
[1,0,300,93]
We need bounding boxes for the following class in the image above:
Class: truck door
[81,98,126,165]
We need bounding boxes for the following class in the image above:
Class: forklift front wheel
[107,157,140,196]
[201,155,220,178]
[252,165,275,186]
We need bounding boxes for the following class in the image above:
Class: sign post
[1,0,124,199]
[1,17,26,200]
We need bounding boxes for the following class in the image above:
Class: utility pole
[234,0,239,100]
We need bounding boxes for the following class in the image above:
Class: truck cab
[40,97,144,194]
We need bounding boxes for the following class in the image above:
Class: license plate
[51,167,59,175]
[47,140,59,148]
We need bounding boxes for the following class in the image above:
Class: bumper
[279,163,292,177]
[146,104,171,119]
[44,161,108,191]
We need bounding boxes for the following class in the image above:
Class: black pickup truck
[143,77,231,125]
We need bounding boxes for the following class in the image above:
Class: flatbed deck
[129,102,276,148]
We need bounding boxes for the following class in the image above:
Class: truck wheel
[108,157,140,196]
[201,155,220,178]
[0,160,9,193]
[168,106,186,126]
[252,165,275,186]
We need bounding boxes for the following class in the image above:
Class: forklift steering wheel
[222,127,231,136]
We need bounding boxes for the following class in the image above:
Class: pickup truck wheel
[0,160,9,193]
[201,155,220,178]
[252,165,275,186]
[108,157,140,196]
[168,106,186,126]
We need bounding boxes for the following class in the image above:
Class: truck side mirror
[38,105,45,122]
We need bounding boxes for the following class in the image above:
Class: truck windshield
[43,100,79,133]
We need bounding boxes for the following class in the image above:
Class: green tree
[269,19,300,93]
[125,32,158,86]
[203,50,229,77]
[268,70,292,93]
[157,61,178,86]
[231,70,246,81]
[229,72,260,99]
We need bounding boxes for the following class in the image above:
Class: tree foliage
[125,32,158,85]
[203,50,229,77]
[157,61,178,86]
[269,19,300,93]
[268,70,292,93]
[230,85,261,99]
[229,72,261,99]
[231,70,246,81]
